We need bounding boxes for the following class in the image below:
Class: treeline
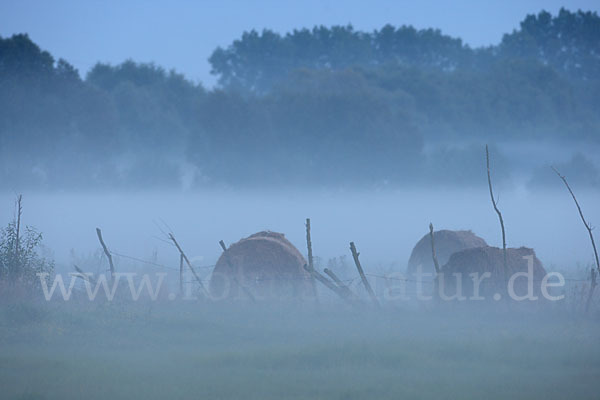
[211,8,600,89]
[0,9,599,189]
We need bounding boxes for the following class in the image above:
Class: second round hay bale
[439,246,547,301]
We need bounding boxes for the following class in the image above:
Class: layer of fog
[1,186,598,278]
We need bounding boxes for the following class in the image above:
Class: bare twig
[553,166,600,312]
[73,264,97,285]
[96,228,115,282]
[168,233,208,297]
[350,242,379,307]
[486,145,507,285]
[73,264,86,276]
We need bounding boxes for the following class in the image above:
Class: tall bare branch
[552,167,600,274]
[553,166,599,313]
[96,228,115,282]
[486,145,507,284]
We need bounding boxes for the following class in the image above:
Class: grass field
[1,300,599,400]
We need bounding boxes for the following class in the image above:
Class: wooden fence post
[168,233,208,297]
[324,268,358,300]
[305,218,319,300]
[350,242,379,307]
[303,264,358,306]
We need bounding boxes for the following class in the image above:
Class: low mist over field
[1,3,600,400]
[0,187,598,272]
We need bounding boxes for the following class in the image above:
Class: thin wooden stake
[168,233,208,296]
[323,268,346,288]
[303,264,357,306]
[350,242,379,307]
[306,219,314,271]
[486,145,507,287]
[96,228,115,282]
[429,223,441,275]
[553,166,600,313]
[305,218,319,300]
[324,268,358,299]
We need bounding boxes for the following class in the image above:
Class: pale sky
[1,0,598,87]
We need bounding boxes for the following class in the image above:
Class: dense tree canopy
[209,24,472,92]
[210,8,600,90]
[499,9,600,81]
[0,9,599,190]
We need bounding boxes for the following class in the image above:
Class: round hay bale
[440,246,547,301]
[406,230,488,276]
[209,231,314,300]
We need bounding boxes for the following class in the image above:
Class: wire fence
[103,249,593,288]
[64,247,599,309]
[110,251,216,271]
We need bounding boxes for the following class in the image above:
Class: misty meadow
[1,5,600,400]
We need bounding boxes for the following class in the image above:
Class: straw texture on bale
[209,231,313,300]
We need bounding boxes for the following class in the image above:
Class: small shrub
[0,196,54,291]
